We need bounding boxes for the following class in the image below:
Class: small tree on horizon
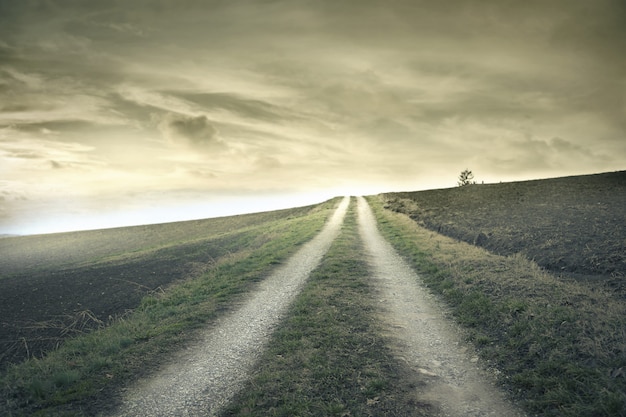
[457,169,476,186]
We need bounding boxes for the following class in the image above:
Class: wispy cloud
[0,0,624,233]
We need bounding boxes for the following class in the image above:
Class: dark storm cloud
[158,113,226,150]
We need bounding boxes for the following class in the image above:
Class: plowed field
[383,170,626,292]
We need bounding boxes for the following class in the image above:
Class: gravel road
[110,196,527,416]
[357,196,526,417]
[110,197,349,417]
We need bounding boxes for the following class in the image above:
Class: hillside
[382,170,626,290]
[0,205,317,276]
[1,191,624,416]
[0,202,330,370]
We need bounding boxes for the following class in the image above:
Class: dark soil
[382,170,626,292]
[0,205,315,371]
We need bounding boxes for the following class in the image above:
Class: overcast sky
[1,0,625,234]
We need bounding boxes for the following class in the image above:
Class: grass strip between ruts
[365,195,626,417]
[222,198,432,417]
[0,199,340,417]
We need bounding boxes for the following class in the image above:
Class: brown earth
[0,205,315,371]
[382,170,626,293]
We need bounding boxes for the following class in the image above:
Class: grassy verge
[0,199,339,417]
[366,195,626,417]
[222,198,432,417]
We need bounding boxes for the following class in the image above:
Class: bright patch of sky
[1,0,624,234]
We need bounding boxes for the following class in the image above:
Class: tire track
[111,197,349,417]
[357,196,526,417]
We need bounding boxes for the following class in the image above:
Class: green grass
[366,195,626,417]
[0,203,323,278]
[5,193,624,416]
[0,199,340,417]
[222,198,431,417]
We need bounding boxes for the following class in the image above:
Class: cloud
[0,0,624,234]
[478,135,610,177]
[0,67,131,129]
[158,113,226,151]
[0,128,104,177]
[50,160,64,169]
[254,155,282,171]
[168,91,291,123]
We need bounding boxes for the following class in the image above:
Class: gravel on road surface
[357,196,527,417]
[110,196,527,416]
[110,197,349,417]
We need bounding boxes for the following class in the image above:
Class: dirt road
[111,196,525,416]
[357,197,526,417]
[111,197,349,417]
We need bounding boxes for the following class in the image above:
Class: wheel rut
[357,196,526,417]
[112,196,526,416]
[111,197,349,417]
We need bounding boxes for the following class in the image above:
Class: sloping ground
[0,205,316,277]
[222,199,435,416]
[0,203,325,371]
[1,200,345,416]
[111,198,349,416]
[382,170,626,289]
[368,195,626,416]
[358,197,526,417]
